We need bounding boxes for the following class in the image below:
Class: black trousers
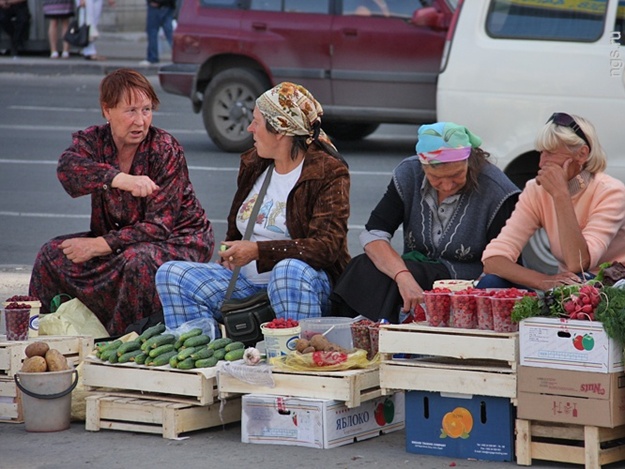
[0,2,31,56]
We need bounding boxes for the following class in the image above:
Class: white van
[434,0,625,272]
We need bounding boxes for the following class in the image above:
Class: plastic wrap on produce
[218,360,275,387]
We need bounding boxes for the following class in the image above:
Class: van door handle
[252,22,267,31]
[342,28,358,37]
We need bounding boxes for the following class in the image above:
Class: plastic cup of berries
[423,288,452,327]
[490,289,526,332]
[368,322,382,360]
[450,288,478,329]
[474,290,494,330]
[4,302,32,341]
[351,318,374,358]
[3,295,41,338]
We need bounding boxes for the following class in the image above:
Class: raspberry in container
[423,288,452,327]
[450,288,478,329]
[474,290,494,330]
[490,288,527,332]
[350,318,374,358]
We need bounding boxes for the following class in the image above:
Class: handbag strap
[224,163,274,301]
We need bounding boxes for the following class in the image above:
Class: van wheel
[202,68,269,153]
[323,121,380,141]
[522,228,559,275]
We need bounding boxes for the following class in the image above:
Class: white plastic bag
[39,298,109,338]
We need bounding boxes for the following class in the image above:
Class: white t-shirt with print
[236,161,304,284]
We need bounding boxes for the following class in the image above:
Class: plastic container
[260,323,301,359]
[423,291,451,327]
[14,367,78,432]
[450,292,477,329]
[475,293,494,330]
[2,300,41,338]
[299,317,355,350]
[350,318,375,359]
[4,307,31,341]
[490,296,521,332]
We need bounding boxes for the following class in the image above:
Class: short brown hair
[99,68,160,115]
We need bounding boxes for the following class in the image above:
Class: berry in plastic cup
[5,308,31,341]
[450,292,477,329]
[475,292,494,330]
[490,296,521,332]
[423,291,451,327]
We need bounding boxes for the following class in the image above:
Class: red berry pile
[4,305,30,340]
[490,288,528,332]
[423,287,452,327]
[4,302,32,310]
[5,295,38,302]
[264,317,299,329]
[450,288,479,329]
[562,284,601,320]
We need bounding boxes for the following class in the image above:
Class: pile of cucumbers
[94,323,246,369]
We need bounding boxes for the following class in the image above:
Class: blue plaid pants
[155,258,332,328]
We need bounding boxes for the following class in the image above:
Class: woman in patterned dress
[29,68,214,336]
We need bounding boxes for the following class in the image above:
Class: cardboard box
[517,366,625,427]
[520,317,624,373]
[405,391,515,462]
[241,392,405,449]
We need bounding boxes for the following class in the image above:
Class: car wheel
[322,121,380,141]
[522,228,559,276]
[202,68,269,153]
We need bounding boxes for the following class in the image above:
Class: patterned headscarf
[256,82,333,147]
[416,122,482,165]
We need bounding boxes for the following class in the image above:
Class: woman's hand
[395,273,425,313]
[60,237,112,263]
[219,241,259,267]
[536,159,571,198]
[538,272,583,291]
[112,173,159,197]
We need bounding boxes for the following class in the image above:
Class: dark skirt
[330,253,449,323]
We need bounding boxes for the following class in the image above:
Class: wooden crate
[0,377,23,423]
[516,419,625,468]
[218,366,381,408]
[0,335,93,377]
[82,358,218,405]
[379,324,518,398]
[85,394,241,439]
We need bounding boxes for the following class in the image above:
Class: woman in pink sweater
[479,112,625,291]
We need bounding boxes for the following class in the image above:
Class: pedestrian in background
[76,0,115,61]
[0,0,31,58]
[140,0,175,66]
[43,0,74,59]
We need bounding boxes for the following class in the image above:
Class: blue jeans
[477,272,596,290]
[146,5,174,64]
[155,258,332,329]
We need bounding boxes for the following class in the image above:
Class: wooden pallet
[82,357,218,405]
[218,366,381,408]
[85,394,241,439]
[516,419,625,468]
[0,335,93,377]
[0,377,23,422]
[378,323,518,399]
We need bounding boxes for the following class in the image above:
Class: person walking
[43,0,74,59]
[0,0,31,58]
[76,0,115,61]
[140,0,175,66]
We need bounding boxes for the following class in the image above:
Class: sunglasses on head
[547,112,591,151]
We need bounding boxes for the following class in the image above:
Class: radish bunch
[562,284,601,320]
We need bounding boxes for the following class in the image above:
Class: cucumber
[195,356,219,368]
[108,351,119,364]
[208,337,233,350]
[117,340,142,357]
[224,341,245,353]
[137,322,166,343]
[100,339,122,353]
[173,338,184,350]
[190,347,214,360]
[182,334,211,348]
[147,350,178,366]
[213,348,226,361]
[134,352,148,365]
[224,348,245,361]
[176,357,196,370]
[148,334,176,349]
[149,343,175,358]
[100,348,118,362]
[178,327,203,343]
[142,334,164,351]
[176,346,197,361]
[169,355,179,368]
[118,349,144,363]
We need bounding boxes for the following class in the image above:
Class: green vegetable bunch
[594,286,625,347]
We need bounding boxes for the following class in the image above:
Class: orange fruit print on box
[440,407,473,439]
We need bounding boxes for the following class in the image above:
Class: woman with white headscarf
[156,82,351,328]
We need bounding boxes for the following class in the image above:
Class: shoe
[50,51,59,59]
[61,51,70,59]
[84,55,106,61]
[139,60,155,66]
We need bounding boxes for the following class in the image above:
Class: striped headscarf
[416,122,482,165]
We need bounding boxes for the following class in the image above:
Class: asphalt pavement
[0,34,578,469]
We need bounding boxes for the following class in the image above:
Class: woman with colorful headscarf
[331,122,520,323]
[156,82,351,328]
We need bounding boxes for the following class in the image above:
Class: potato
[309,334,330,351]
[25,341,50,358]
[302,346,316,354]
[21,356,48,373]
[45,348,69,371]
[295,338,310,353]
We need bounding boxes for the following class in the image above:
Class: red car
[159,0,455,152]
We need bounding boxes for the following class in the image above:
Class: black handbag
[64,7,89,48]
[220,164,276,347]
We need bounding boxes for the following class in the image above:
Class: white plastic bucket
[260,323,301,359]
[14,367,78,432]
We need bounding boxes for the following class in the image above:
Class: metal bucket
[14,368,78,432]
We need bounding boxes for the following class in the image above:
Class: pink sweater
[482,172,625,273]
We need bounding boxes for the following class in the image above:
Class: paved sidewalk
[0,32,169,76]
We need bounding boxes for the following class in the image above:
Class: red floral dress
[29,125,214,335]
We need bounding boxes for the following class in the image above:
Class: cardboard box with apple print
[517,366,625,427]
[405,391,515,461]
[520,317,624,373]
[241,392,405,448]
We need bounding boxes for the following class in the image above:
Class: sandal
[61,51,70,59]
[50,51,59,59]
